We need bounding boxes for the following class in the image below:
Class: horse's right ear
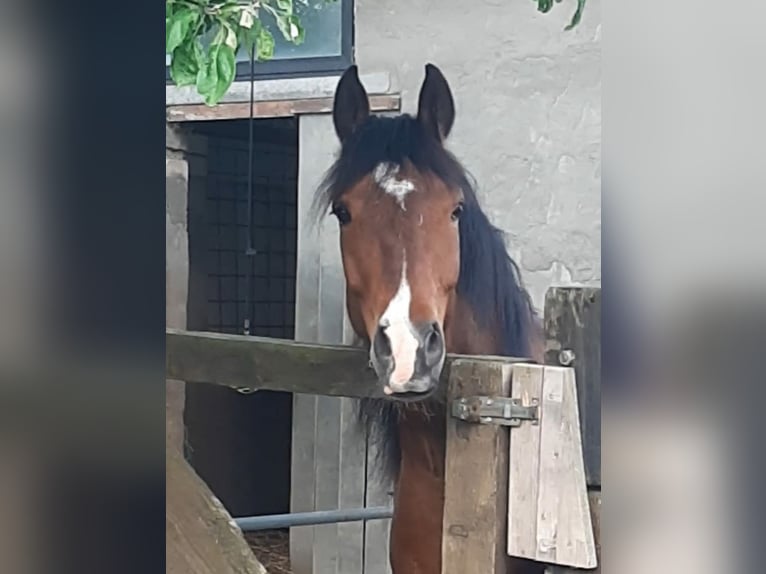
[333,65,370,142]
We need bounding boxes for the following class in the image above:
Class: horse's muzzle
[370,320,445,400]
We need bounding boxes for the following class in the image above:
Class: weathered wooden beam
[542,490,601,574]
[507,364,596,569]
[544,287,601,487]
[442,360,514,574]
[166,329,529,398]
[166,94,400,122]
[166,441,268,574]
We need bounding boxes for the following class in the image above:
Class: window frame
[165,0,354,85]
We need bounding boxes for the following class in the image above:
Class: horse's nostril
[373,325,393,360]
[426,330,439,353]
[424,323,443,367]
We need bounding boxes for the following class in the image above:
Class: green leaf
[536,0,553,13]
[564,0,586,30]
[238,19,262,55]
[166,7,199,54]
[275,0,293,14]
[287,15,304,43]
[274,12,292,41]
[239,6,255,29]
[207,44,236,105]
[257,26,275,60]
[196,43,220,101]
[169,40,201,86]
[275,11,303,43]
[224,23,239,50]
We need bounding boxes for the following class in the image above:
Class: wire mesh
[204,121,298,338]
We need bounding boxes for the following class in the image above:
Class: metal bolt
[558,349,576,366]
[236,387,257,395]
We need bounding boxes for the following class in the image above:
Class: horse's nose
[370,319,445,398]
[418,321,445,370]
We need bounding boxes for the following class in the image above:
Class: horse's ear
[417,64,455,142]
[333,65,370,142]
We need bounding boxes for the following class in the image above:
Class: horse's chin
[385,388,437,403]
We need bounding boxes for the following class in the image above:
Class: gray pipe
[234,506,393,532]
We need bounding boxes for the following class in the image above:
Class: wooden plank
[507,365,596,570]
[442,360,512,574]
[165,155,190,455]
[313,395,342,574]
[542,491,601,574]
[167,94,401,123]
[166,329,529,398]
[364,438,394,574]
[544,287,601,486]
[507,364,544,558]
[337,397,367,574]
[535,367,595,568]
[290,393,318,574]
[291,154,322,574]
[312,213,346,574]
[336,318,367,574]
[166,441,267,574]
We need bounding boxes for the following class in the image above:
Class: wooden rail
[165,285,601,574]
[166,328,530,398]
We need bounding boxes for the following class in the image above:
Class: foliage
[534,0,586,31]
[166,0,587,107]
[166,0,336,106]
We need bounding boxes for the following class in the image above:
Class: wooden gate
[165,286,601,574]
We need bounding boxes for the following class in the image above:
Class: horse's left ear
[417,64,455,142]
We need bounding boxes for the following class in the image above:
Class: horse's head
[321,64,465,401]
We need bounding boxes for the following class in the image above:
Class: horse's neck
[444,295,505,355]
[397,299,499,480]
[395,297,543,480]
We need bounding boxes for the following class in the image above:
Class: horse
[312,63,545,574]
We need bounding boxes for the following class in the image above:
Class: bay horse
[313,64,544,574]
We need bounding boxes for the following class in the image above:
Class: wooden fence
[166,286,601,574]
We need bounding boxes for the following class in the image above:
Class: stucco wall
[354,0,601,309]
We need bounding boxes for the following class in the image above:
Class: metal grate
[204,123,298,338]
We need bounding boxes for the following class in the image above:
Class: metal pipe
[234,506,393,532]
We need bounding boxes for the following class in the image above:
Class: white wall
[354,0,601,309]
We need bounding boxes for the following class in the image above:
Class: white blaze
[373,162,414,210]
[379,256,418,388]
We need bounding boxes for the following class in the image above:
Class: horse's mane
[312,114,538,481]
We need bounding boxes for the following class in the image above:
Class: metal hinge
[451,396,539,427]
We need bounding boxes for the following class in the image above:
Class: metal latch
[451,396,539,427]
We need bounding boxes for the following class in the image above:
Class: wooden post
[507,365,596,569]
[542,492,600,574]
[166,150,189,455]
[442,360,512,574]
[542,287,601,572]
[166,439,268,574]
[543,287,600,487]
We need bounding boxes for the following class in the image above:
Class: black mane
[313,114,537,481]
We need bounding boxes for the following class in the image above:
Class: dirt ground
[245,529,292,574]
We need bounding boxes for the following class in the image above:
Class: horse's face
[330,65,460,400]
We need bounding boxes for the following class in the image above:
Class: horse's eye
[331,203,352,225]
[451,202,464,222]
